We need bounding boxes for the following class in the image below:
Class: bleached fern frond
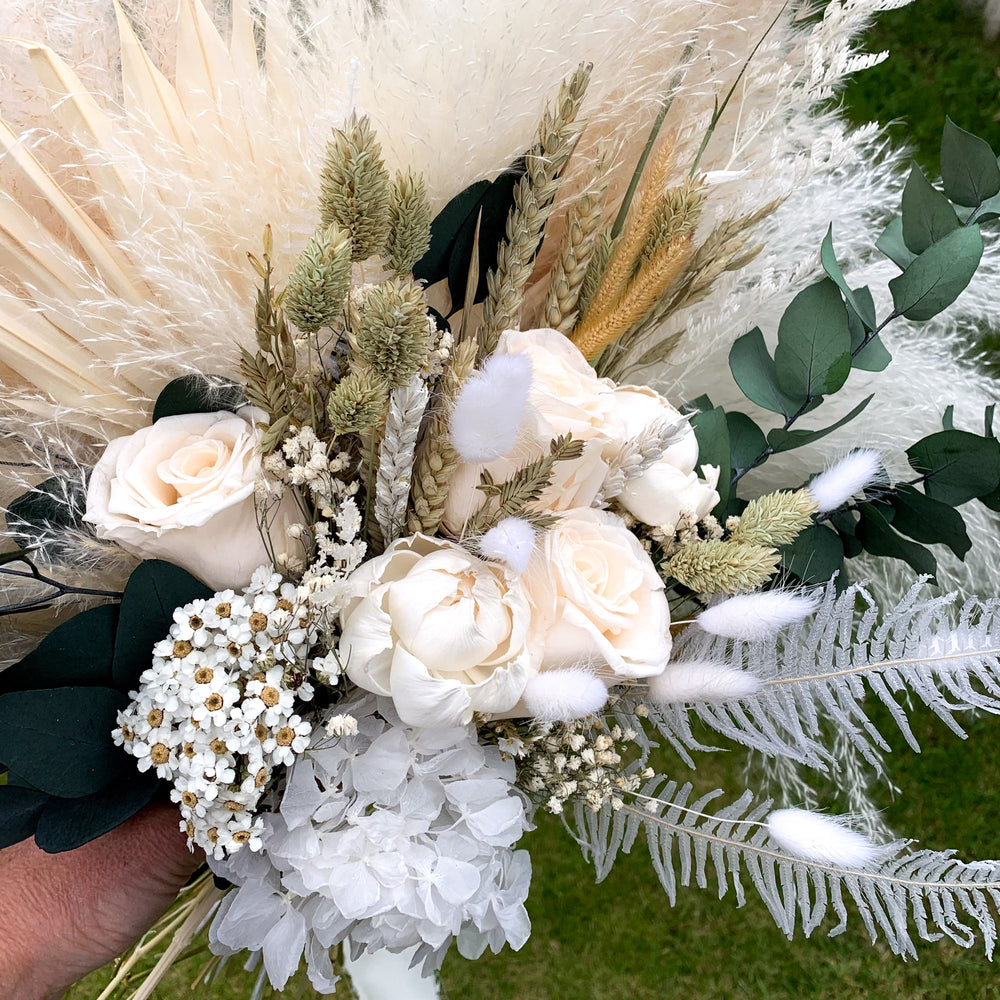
[645,581,1000,770]
[374,377,429,547]
[569,778,1000,958]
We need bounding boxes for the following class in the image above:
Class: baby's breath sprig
[478,62,592,357]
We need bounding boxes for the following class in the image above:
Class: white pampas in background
[478,517,537,574]
[807,449,884,512]
[522,668,609,722]
[766,807,880,867]
[697,591,820,641]
[450,353,532,463]
[647,660,762,704]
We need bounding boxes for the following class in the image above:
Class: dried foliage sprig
[478,62,592,356]
[375,378,430,548]
[597,415,689,506]
[385,169,432,276]
[730,490,818,548]
[407,339,478,534]
[319,113,392,262]
[463,434,585,538]
[542,153,611,332]
[666,539,780,594]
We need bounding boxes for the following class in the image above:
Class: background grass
[67,2,1000,997]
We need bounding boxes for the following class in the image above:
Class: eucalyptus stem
[0,556,123,616]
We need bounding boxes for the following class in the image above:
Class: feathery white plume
[522,668,609,722]
[697,591,819,641]
[807,449,884,513]
[647,661,762,704]
[766,808,880,867]
[450,352,532,463]
[479,517,536,574]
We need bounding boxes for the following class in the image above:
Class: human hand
[0,802,204,1000]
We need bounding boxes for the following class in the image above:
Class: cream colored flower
[520,507,671,680]
[339,534,533,727]
[84,410,298,590]
[443,328,616,533]
[610,385,720,528]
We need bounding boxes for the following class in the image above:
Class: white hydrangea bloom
[207,696,532,993]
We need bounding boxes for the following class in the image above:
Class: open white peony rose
[84,410,300,591]
[520,507,672,681]
[610,385,721,528]
[443,328,617,533]
[339,534,533,727]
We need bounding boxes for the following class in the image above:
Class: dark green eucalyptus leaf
[689,407,731,514]
[942,405,955,431]
[774,278,852,400]
[986,404,996,438]
[889,484,972,559]
[0,602,118,695]
[829,509,863,558]
[820,226,876,331]
[766,394,874,454]
[940,117,1000,208]
[0,686,130,798]
[152,375,246,423]
[0,785,51,849]
[34,771,159,854]
[112,561,213,691]
[875,216,916,270]
[778,523,844,585]
[847,288,891,372]
[856,502,937,582]
[681,394,714,415]
[726,412,767,474]
[412,179,490,285]
[906,429,1000,506]
[971,191,1000,223]
[900,163,960,254]
[728,327,804,417]
[445,161,526,307]
[6,474,87,541]
[888,225,983,322]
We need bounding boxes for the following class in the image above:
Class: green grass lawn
[65,2,1000,997]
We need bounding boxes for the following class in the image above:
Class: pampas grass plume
[522,668,608,722]
[807,449,883,513]
[450,353,532,462]
[479,517,536,574]
[697,591,819,641]
[647,661,762,704]
[767,808,880,867]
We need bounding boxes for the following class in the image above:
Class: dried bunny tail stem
[579,134,675,323]
[407,339,476,535]
[571,233,693,361]
[478,62,592,358]
[542,154,611,332]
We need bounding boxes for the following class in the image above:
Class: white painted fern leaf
[639,581,1000,770]
[569,779,1000,958]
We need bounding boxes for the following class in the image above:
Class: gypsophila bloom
[207,696,532,993]
[114,567,335,859]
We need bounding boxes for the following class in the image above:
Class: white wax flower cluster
[208,696,532,993]
[114,567,321,858]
